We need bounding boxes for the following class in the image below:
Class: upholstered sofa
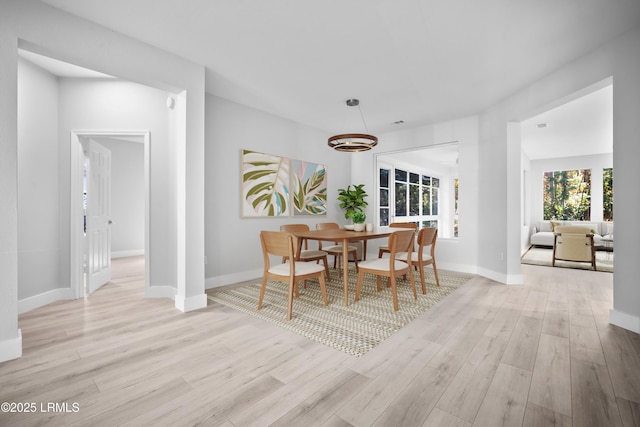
[530,220,614,248]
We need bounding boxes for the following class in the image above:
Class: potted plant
[351,211,367,231]
[337,184,368,221]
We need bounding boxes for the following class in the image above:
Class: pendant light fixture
[328,99,378,152]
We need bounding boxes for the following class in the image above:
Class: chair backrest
[260,231,295,265]
[280,224,310,251]
[554,225,593,235]
[389,222,418,230]
[418,227,438,255]
[316,222,340,231]
[389,229,415,258]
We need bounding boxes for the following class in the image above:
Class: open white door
[86,139,112,294]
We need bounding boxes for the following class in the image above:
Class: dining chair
[377,222,418,258]
[315,222,359,272]
[258,231,329,320]
[355,229,417,311]
[280,224,331,281]
[395,227,440,294]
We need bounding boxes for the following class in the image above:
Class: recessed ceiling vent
[536,122,549,129]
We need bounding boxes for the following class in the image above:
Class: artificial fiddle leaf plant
[337,184,368,221]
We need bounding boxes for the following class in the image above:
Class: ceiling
[37,0,640,137]
[521,84,613,160]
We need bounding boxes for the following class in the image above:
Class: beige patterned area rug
[207,267,474,357]
[521,247,613,272]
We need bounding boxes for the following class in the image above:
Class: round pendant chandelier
[328,99,378,152]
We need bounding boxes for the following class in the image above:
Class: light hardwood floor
[1,257,639,426]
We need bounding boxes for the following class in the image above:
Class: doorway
[70,130,150,298]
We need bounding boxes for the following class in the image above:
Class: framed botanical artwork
[292,159,327,216]
[241,149,327,217]
[241,149,290,217]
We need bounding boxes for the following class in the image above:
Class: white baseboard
[205,268,263,290]
[18,288,76,314]
[0,330,22,362]
[609,308,640,334]
[175,293,208,312]
[476,267,524,285]
[111,250,144,259]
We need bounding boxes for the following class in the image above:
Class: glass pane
[395,169,407,182]
[603,168,613,221]
[409,184,420,216]
[432,188,439,215]
[380,188,389,207]
[380,168,389,188]
[432,177,440,188]
[395,182,407,216]
[409,172,419,184]
[422,186,431,214]
[543,169,591,220]
[380,208,389,226]
[422,220,438,229]
[422,175,431,186]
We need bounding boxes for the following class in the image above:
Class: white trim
[609,309,640,334]
[205,269,263,289]
[476,267,524,285]
[175,293,208,312]
[111,250,145,259]
[0,330,22,363]
[70,130,150,298]
[18,288,75,314]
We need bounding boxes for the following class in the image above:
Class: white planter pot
[353,223,365,232]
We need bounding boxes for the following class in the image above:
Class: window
[603,167,613,221]
[376,143,458,238]
[543,169,591,220]
[379,168,390,226]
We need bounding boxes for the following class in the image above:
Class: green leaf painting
[292,159,327,216]
[242,150,290,217]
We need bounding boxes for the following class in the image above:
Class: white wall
[529,153,613,225]
[17,58,60,300]
[204,95,352,287]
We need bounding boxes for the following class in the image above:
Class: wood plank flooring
[1,257,639,426]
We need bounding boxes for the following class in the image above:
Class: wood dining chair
[315,222,359,272]
[258,231,329,320]
[377,222,418,258]
[395,227,440,294]
[355,229,417,311]
[280,224,331,280]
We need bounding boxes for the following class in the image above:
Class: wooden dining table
[291,228,393,306]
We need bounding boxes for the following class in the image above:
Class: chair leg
[318,275,328,305]
[351,250,359,272]
[408,270,417,300]
[322,256,331,281]
[419,265,426,294]
[258,276,268,310]
[390,275,399,311]
[377,276,383,292]
[355,271,365,302]
[432,260,440,287]
[286,277,295,321]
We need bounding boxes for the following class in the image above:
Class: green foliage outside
[543,169,591,220]
[603,168,613,221]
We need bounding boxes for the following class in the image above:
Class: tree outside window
[543,169,591,220]
[603,168,613,221]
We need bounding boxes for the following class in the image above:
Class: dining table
[291,228,393,306]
